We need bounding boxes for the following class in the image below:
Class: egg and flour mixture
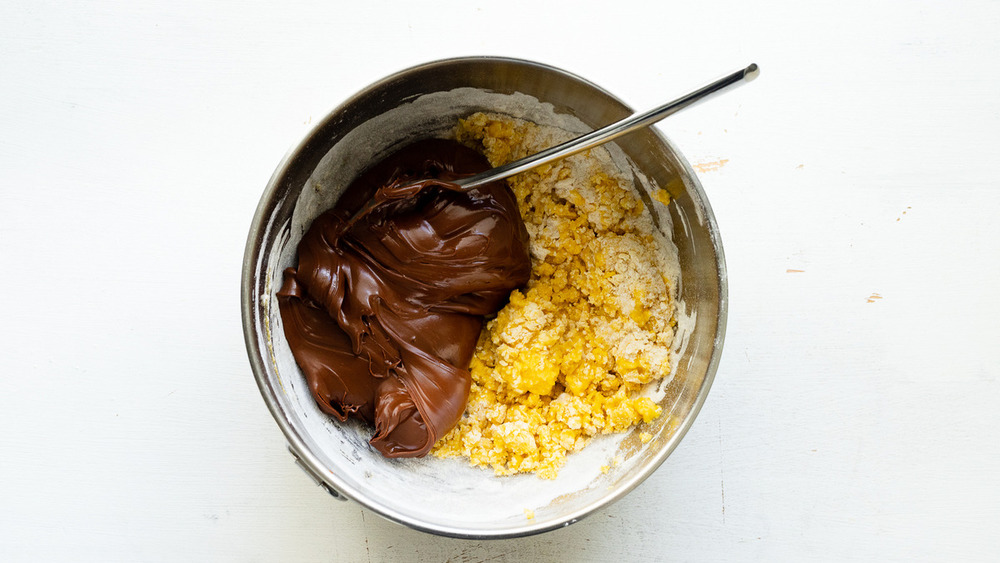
[432,113,679,479]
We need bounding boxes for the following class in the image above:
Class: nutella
[278,139,530,458]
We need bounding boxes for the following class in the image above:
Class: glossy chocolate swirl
[278,139,531,457]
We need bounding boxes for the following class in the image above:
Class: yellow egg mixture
[431,113,678,479]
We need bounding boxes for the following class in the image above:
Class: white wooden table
[2,1,998,560]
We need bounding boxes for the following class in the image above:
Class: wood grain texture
[2,0,998,560]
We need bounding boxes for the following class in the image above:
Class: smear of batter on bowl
[432,113,679,479]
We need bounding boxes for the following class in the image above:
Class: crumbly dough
[431,113,678,479]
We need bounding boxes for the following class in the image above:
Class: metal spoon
[348,64,758,226]
[453,63,759,190]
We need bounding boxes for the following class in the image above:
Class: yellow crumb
[523,508,535,520]
[653,188,671,205]
[432,113,678,478]
[639,432,652,444]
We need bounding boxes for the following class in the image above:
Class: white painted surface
[2,0,998,560]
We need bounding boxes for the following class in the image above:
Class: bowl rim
[241,55,728,539]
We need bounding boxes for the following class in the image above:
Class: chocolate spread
[277,139,531,458]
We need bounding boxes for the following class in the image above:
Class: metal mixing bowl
[241,56,727,538]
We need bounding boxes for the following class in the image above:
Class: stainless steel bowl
[241,56,727,538]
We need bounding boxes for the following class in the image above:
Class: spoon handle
[455,63,759,189]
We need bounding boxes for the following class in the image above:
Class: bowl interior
[242,57,726,538]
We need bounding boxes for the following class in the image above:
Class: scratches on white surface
[719,415,726,525]
[3,0,1000,560]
